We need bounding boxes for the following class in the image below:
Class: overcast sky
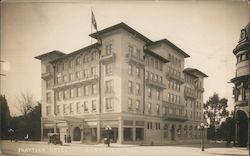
[1,0,249,116]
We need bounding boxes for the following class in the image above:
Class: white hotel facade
[35,22,207,145]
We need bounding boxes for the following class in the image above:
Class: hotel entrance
[236,110,248,147]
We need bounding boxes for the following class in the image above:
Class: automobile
[48,133,62,145]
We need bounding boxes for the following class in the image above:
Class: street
[0,140,248,156]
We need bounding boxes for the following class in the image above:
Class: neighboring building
[231,22,250,147]
[35,22,207,144]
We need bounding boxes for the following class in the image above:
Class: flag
[91,10,98,31]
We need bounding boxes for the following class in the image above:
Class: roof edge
[149,39,190,58]
[144,48,169,63]
[50,43,100,63]
[34,51,65,60]
[89,22,153,44]
[184,68,208,78]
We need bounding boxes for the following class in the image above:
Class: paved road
[0,140,248,156]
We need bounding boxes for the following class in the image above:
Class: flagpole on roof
[91,9,101,46]
[91,8,93,44]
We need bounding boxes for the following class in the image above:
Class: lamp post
[198,122,208,151]
[105,125,112,147]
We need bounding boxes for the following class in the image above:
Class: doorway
[73,127,81,141]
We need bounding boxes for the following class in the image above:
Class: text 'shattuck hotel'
[35,23,207,145]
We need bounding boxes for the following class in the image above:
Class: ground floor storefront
[41,114,204,145]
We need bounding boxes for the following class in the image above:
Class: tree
[26,102,41,140]
[9,102,41,141]
[216,116,235,142]
[15,92,35,116]
[203,93,229,140]
[0,95,11,139]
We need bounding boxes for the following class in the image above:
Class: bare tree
[15,92,36,116]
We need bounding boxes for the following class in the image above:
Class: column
[118,119,123,144]
[133,127,136,142]
[81,128,84,143]
[41,117,43,141]
[54,122,57,133]
[97,120,101,143]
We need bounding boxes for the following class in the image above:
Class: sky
[0,0,249,116]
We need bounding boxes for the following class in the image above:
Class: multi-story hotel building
[35,22,207,144]
[231,22,250,147]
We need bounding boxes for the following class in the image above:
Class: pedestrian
[64,135,67,143]
[24,133,29,140]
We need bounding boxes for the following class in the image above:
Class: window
[135,100,140,111]
[128,81,133,94]
[76,102,81,113]
[159,76,162,83]
[84,85,89,96]
[156,90,160,100]
[106,98,113,110]
[92,84,97,95]
[91,67,97,75]
[156,104,160,114]
[58,91,63,101]
[77,87,82,97]
[128,45,133,54]
[63,62,67,70]
[145,71,148,79]
[105,80,113,93]
[159,62,163,71]
[135,83,140,95]
[128,98,132,110]
[91,51,98,61]
[76,71,82,79]
[155,60,159,69]
[171,94,174,103]
[63,104,66,114]
[135,66,140,77]
[46,106,51,115]
[46,92,51,103]
[167,93,171,102]
[63,90,68,99]
[69,73,75,81]
[63,75,68,82]
[83,69,89,78]
[92,100,97,111]
[150,72,153,80]
[56,74,62,83]
[148,103,152,113]
[147,87,152,98]
[70,88,75,98]
[177,96,180,104]
[83,55,88,63]
[150,57,154,67]
[46,65,51,73]
[106,63,113,75]
[76,57,81,66]
[69,60,74,68]
[136,49,140,59]
[84,101,88,112]
[69,103,73,113]
[105,44,112,55]
[56,105,60,114]
[128,64,133,75]
[57,64,62,72]
[46,80,51,89]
